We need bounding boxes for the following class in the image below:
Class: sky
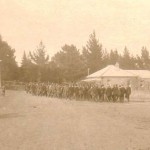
[0,0,150,64]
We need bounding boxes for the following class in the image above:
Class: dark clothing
[125,87,131,102]
[26,82,131,103]
[2,86,6,96]
[106,87,112,101]
[120,87,126,102]
[97,87,101,101]
[101,87,106,101]
[112,86,119,102]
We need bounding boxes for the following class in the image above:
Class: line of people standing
[25,82,131,102]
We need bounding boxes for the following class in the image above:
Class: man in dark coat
[1,85,6,96]
[120,85,126,102]
[112,84,119,102]
[125,85,131,102]
[97,85,101,101]
[106,84,112,102]
[101,85,106,101]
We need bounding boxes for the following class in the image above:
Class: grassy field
[0,90,150,150]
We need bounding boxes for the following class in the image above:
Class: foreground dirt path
[0,91,150,150]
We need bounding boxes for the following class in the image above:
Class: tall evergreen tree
[52,44,86,81]
[30,41,49,66]
[101,48,109,67]
[120,46,134,69]
[21,51,28,67]
[20,51,38,82]
[109,49,119,65]
[82,31,103,73]
[29,41,49,81]
[0,35,18,81]
[141,46,150,69]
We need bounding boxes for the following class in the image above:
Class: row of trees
[1,32,150,82]
[0,36,18,81]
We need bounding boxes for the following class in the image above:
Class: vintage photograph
[0,0,150,150]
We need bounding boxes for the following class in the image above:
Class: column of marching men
[25,82,131,102]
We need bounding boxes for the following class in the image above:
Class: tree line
[0,31,150,82]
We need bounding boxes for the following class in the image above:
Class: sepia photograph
[0,0,150,150]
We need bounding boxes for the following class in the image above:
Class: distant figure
[101,85,106,101]
[106,84,112,102]
[125,85,131,102]
[120,85,126,102]
[2,85,6,96]
[112,84,119,102]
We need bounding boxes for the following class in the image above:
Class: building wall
[138,79,150,91]
[100,77,138,89]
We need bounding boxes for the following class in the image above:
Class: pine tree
[29,41,49,81]
[109,49,119,65]
[21,51,28,67]
[102,48,109,67]
[52,44,86,81]
[30,41,49,66]
[82,31,103,73]
[0,35,18,80]
[120,46,134,69]
[141,46,150,69]
[20,51,38,82]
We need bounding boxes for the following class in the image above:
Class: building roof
[87,65,137,78]
[126,70,150,79]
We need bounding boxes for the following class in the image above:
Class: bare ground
[0,91,150,150]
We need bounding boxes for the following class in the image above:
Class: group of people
[25,82,131,103]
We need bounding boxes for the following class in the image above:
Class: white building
[83,65,150,90]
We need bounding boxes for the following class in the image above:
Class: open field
[0,91,150,150]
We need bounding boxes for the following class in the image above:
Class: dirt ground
[0,91,150,150]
